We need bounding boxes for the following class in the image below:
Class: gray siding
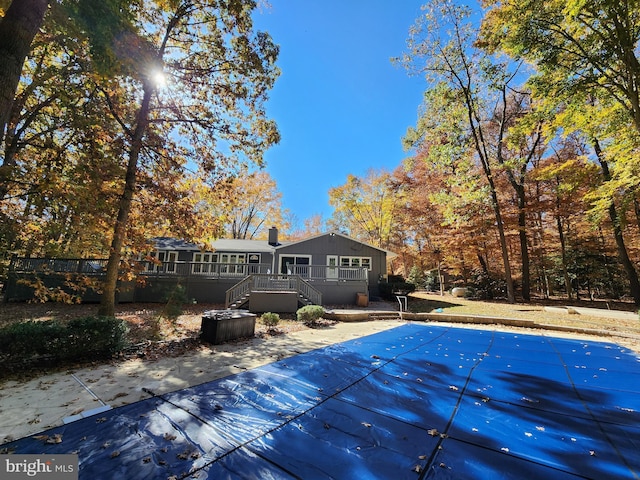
[5,233,391,307]
[275,234,387,297]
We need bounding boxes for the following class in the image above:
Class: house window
[220,253,246,274]
[192,252,217,274]
[340,256,372,270]
[280,255,311,275]
[147,250,179,273]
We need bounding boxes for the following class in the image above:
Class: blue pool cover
[3,324,640,479]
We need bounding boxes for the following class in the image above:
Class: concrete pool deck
[0,319,403,444]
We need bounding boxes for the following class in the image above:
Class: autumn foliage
[3,0,640,307]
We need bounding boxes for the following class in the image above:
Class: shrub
[424,271,441,292]
[161,284,189,321]
[296,305,324,325]
[466,268,507,300]
[0,316,129,370]
[407,265,425,289]
[261,312,280,331]
[66,316,129,358]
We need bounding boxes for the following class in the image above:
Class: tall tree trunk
[463,88,515,303]
[0,0,49,197]
[476,251,489,275]
[98,84,154,317]
[556,213,572,300]
[592,138,640,306]
[516,185,530,301]
[487,185,516,302]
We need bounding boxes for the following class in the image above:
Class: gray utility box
[201,309,257,344]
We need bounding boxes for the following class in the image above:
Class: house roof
[153,237,201,251]
[281,231,398,258]
[152,236,283,253]
[211,238,284,253]
[152,232,396,257]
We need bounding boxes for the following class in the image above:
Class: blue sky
[253,2,428,225]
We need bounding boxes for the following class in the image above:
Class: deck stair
[226,274,322,309]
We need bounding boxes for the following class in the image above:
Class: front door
[326,255,338,279]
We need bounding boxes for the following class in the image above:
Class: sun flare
[151,70,167,88]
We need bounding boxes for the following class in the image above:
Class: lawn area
[408,291,640,346]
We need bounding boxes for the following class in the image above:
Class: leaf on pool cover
[33,434,63,444]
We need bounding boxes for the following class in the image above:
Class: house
[5,228,396,312]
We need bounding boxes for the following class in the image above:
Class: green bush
[0,316,129,369]
[466,268,507,300]
[0,320,67,357]
[407,265,425,288]
[162,284,188,321]
[261,312,280,330]
[66,316,129,358]
[296,305,324,325]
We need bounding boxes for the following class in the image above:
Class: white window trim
[279,255,312,274]
[219,252,247,275]
[192,252,217,274]
[339,256,372,270]
[146,250,179,272]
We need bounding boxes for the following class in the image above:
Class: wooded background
[2,0,640,308]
